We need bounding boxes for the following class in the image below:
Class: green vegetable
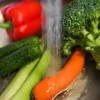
[0,58,39,100]
[0,37,43,76]
[62,0,100,69]
[10,49,51,100]
[0,36,41,59]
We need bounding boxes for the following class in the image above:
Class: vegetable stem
[10,49,51,100]
[0,21,13,30]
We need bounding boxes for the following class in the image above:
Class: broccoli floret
[62,0,100,69]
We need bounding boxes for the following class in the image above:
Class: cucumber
[0,36,41,59]
[0,37,43,76]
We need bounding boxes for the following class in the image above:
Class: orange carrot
[33,48,86,100]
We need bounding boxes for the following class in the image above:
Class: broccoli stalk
[62,0,100,69]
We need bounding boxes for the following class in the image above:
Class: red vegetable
[33,48,85,100]
[0,1,44,41]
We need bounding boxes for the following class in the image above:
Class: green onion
[10,49,51,100]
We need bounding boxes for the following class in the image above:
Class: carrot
[33,48,86,100]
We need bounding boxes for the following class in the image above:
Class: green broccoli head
[62,0,100,37]
[62,0,100,69]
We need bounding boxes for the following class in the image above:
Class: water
[41,0,62,76]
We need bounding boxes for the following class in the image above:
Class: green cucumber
[0,36,41,59]
[0,37,43,76]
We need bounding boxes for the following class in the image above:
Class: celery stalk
[0,58,39,100]
[10,49,51,100]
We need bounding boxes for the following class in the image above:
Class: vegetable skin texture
[10,49,51,100]
[0,36,41,59]
[1,1,43,41]
[0,58,39,100]
[0,37,42,76]
[62,0,100,68]
[33,48,85,100]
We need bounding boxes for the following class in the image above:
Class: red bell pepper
[0,1,44,41]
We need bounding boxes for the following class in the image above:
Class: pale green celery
[10,49,51,100]
[0,58,39,100]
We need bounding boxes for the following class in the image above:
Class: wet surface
[54,62,100,100]
[0,1,100,100]
[1,60,100,100]
[0,34,100,100]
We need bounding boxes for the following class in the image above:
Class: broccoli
[62,0,100,69]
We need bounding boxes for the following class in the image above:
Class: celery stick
[10,49,51,100]
[0,58,39,100]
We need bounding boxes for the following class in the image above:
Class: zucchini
[0,37,43,76]
[0,36,41,59]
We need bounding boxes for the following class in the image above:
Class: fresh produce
[0,58,39,100]
[9,49,51,100]
[0,1,44,41]
[0,36,42,76]
[62,0,100,69]
[0,36,41,59]
[33,48,85,100]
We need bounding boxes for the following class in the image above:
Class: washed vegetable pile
[0,0,99,100]
[62,0,100,69]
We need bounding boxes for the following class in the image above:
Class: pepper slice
[0,1,44,41]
